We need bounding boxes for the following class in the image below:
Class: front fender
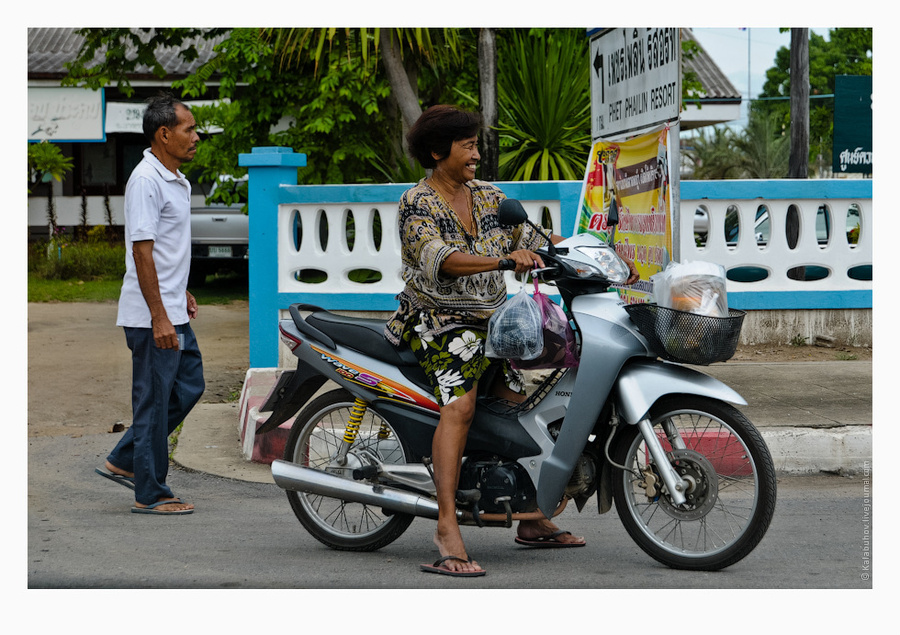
[613,359,746,425]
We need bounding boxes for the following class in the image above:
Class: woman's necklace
[429,178,475,235]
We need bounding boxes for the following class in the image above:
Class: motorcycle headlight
[570,245,631,284]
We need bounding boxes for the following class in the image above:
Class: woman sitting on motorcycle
[384,105,636,576]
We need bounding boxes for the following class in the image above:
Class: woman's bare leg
[430,388,483,574]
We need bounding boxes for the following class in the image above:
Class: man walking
[94,93,205,514]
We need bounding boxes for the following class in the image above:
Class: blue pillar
[238,147,307,368]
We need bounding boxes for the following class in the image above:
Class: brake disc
[657,449,720,521]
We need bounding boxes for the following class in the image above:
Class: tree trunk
[478,28,499,181]
[379,29,422,131]
[788,28,809,178]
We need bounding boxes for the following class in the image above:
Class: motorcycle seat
[304,310,420,368]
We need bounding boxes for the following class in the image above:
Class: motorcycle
[256,199,776,571]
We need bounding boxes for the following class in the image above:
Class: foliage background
[60,27,712,204]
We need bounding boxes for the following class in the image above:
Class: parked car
[190,202,248,286]
[189,177,249,286]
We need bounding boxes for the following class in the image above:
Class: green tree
[61,28,719,190]
[754,28,872,172]
[263,27,481,178]
[28,141,74,233]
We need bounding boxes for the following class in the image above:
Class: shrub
[29,238,125,280]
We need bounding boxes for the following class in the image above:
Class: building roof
[680,28,742,129]
[681,28,741,101]
[28,27,227,79]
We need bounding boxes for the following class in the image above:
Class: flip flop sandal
[514,530,585,548]
[95,467,135,491]
[131,498,194,515]
[419,555,486,577]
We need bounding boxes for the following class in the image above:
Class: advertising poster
[575,125,672,303]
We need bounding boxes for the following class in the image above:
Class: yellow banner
[575,126,672,303]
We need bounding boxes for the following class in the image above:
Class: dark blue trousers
[108,323,205,505]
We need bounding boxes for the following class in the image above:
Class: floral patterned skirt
[402,323,525,407]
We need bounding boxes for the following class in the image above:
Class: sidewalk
[173,360,873,482]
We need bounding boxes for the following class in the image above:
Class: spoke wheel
[284,389,414,551]
[612,396,777,570]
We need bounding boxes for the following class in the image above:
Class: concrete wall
[740,308,872,347]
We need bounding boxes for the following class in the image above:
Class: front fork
[636,417,688,506]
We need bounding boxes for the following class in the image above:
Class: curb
[176,407,872,485]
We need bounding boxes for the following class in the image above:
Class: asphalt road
[28,431,873,591]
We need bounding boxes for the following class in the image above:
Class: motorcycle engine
[457,456,535,514]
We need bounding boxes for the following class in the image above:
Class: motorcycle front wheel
[612,395,777,571]
[283,388,415,551]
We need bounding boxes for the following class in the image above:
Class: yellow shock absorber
[377,421,392,440]
[342,398,369,444]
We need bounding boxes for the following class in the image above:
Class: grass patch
[28,274,124,302]
[28,270,248,304]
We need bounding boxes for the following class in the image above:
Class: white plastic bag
[651,260,728,317]
[485,287,543,360]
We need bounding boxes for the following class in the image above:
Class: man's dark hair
[143,92,187,142]
[406,105,482,169]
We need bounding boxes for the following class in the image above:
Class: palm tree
[496,29,591,181]
[682,126,742,179]
[734,111,789,178]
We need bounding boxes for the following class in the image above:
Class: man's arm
[132,240,178,349]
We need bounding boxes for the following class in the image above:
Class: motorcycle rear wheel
[612,395,776,570]
[284,388,415,551]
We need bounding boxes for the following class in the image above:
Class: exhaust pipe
[271,459,440,520]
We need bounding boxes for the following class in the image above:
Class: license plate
[208,246,232,257]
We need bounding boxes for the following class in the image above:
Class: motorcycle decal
[310,345,439,412]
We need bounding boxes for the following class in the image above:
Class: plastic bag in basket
[651,260,728,317]
[485,286,543,360]
[513,278,579,370]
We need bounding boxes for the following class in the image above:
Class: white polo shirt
[116,149,192,328]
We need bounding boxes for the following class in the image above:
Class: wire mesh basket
[624,303,746,365]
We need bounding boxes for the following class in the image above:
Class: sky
[690,27,832,128]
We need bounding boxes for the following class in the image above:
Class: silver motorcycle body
[259,201,776,570]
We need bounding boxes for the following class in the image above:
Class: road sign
[590,28,681,140]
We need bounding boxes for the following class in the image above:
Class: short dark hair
[142,92,187,142]
[406,105,482,169]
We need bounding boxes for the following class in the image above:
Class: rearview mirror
[498,198,528,227]
[497,198,556,255]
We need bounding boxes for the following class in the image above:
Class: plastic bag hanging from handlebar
[512,273,579,370]
[485,281,543,361]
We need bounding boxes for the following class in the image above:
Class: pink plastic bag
[512,277,579,370]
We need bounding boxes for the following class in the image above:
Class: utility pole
[786,28,809,280]
[788,28,810,178]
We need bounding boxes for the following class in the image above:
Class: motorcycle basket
[624,303,746,365]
